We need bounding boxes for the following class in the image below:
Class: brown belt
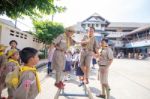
[82,48,92,51]
[56,49,64,52]
[100,65,106,67]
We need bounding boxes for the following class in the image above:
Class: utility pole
[15,19,17,28]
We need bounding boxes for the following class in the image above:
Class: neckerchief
[20,66,41,92]
[64,33,70,49]
[0,52,4,56]
[8,59,20,67]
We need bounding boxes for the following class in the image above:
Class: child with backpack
[5,49,20,99]
[12,47,41,99]
[0,44,7,99]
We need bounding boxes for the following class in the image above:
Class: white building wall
[0,24,44,50]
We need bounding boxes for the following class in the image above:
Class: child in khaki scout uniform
[52,27,75,89]
[13,47,41,99]
[0,44,7,99]
[96,39,113,99]
[79,27,99,84]
[6,49,20,99]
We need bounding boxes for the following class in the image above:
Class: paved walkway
[36,59,150,99]
[2,59,150,99]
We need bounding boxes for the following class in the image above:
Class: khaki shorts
[99,66,108,84]
[51,50,66,71]
[79,50,92,67]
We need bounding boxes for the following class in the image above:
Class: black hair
[102,38,109,43]
[89,26,95,31]
[20,47,38,64]
[9,40,18,45]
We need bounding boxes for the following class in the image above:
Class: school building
[72,13,150,58]
[0,18,44,50]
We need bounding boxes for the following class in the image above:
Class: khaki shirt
[81,35,99,52]
[98,47,113,66]
[53,33,75,51]
[14,71,38,99]
[53,34,67,51]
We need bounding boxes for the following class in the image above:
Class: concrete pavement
[36,59,150,99]
[2,59,150,99]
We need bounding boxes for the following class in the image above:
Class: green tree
[0,0,66,19]
[33,20,64,44]
[33,20,64,58]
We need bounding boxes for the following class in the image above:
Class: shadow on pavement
[89,87,116,99]
[65,79,79,85]
[89,86,101,95]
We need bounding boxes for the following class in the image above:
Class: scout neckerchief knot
[20,66,41,92]
[64,33,70,49]
[8,59,20,67]
[0,52,4,56]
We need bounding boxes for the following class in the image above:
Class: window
[16,32,19,34]
[92,24,94,27]
[88,24,90,27]
[96,24,99,27]
[10,30,15,36]
[24,34,27,39]
[81,24,85,28]
[10,30,14,33]
[105,29,116,32]
[16,35,19,37]
[15,32,19,37]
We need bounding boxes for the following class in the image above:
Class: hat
[65,26,75,33]
[0,44,8,51]
[7,49,18,58]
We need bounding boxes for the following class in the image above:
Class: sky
[0,0,150,31]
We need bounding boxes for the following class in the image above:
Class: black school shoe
[96,94,105,98]
[78,82,84,87]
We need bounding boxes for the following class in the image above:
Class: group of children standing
[0,40,41,99]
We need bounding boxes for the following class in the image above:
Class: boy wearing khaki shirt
[80,27,99,84]
[14,47,41,99]
[97,39,113,99]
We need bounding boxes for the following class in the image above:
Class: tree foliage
[0,0,66,19]
[33,20,64,44]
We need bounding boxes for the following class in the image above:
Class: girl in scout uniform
[6,49,20,99]
[0,44,7,99]
[14,47,41,99]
